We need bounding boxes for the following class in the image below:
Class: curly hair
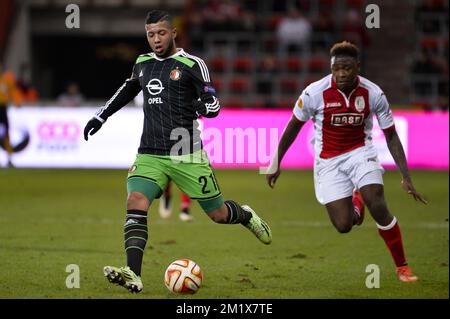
[330,41,359,60]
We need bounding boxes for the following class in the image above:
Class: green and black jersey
[94,48,220,155]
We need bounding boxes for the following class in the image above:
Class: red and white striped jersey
[293,74,394,159]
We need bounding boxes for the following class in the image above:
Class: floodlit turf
[0,168,448,299]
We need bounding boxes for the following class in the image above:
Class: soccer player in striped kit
[267,41,427,282]
[84,10,272,293]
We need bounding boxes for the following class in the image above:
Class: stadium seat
[421,37,439,52]
[223,98,245,109]
[413,100,433,111]
[285,57,304,73]
[443,38,448,56]
[279,78,300,94]
[233,57,253,73]
[346,0,364,9]
[319,0,336,9]
[210,57,227,73]
[262,36,277,53]
[253,98,265,109]
[229,78,251,94]
[308,57,329,73]
[278,99,295,109]
[267,16,282,31]
[257,56,280,73]
[212,78,223,92]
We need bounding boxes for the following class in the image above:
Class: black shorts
[0,106,8,129]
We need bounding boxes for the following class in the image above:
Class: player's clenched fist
[84,117,103,141]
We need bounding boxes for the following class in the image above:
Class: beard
[156,39,175,58]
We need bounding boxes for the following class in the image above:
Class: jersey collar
[152,48,185,61]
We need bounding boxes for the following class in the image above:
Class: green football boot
[242,205,272,245]
[103,265,143,293]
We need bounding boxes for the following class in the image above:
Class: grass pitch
[0,168,448,299]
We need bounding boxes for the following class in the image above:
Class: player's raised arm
[189,58,220,118]
[84,66,141,141]
[376,93,427,204]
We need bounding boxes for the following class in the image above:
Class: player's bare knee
[335,222,353,234]
[127,192,150,210]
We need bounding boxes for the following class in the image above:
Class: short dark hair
[145,10,172,25]
[330,41,359,61]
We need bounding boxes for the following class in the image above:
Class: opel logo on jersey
[355,96,365,113]
[170,68,182,81]
[146,79,165,95]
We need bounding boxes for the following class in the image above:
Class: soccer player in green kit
[84,10,272,293]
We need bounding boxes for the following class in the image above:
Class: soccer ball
[164,258,203,294]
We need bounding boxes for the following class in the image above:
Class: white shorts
[314,146,384,205]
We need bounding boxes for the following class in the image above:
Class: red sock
[377,217,407,267]
[181,192,191,210]
[352,192,364,224]
[352,196,363,215]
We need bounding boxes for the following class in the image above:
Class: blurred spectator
[256,55,279,108]
[15,63,38,104]
[276,8,312,55]
[0,61,21,167]
[312,12,335,33]
[411,48,448,109]
[311,13,335,50]
[58,82,84,107]
[412,49,443,74]
[185,11,205,52]
[202,0,253,32]
[415,0,446,33]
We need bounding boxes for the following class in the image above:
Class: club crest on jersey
[297,98,303,109]
[170,68,182,81]
[129,165,137,173]
[355,96,365,112]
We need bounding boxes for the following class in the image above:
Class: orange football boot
[396,265,419,282]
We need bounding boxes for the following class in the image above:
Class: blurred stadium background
[0,0,448,299]
[1,0,448,109]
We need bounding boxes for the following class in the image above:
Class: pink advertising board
[201,110,449,170]
[4,107,447,170]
